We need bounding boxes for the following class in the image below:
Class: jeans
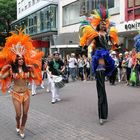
[69,68,76,81]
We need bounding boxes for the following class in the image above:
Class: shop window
[135,0,140,6]
[128,0,134,8]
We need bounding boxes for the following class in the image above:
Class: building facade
[52,0,140,56]
[12,0,58,56]
[12,0,140,56]
[51,0,121,57]
[117,0,140,50]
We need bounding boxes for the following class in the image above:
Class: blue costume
[79,5,119,125]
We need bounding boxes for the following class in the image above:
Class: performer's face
[98,58,105,65]
[18,56,24,66]
[100,21,106,31]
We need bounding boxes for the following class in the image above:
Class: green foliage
[0,0,16,33]
[0,0,16,46]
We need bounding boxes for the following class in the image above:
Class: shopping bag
[130,71,136,83]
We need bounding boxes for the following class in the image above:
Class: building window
[18,8,20,13]
[40,11,44,31]
[25,5,27,10]
[126,0,140,21]
[135,8,140,19]
[32,0,35,5]
[28,1,31,7]
[63,1,80,26]
[108,0,114,8]
[80,0,114,16]
[12,4,57,35]
[135,0,140,6]
[128,0,133,8]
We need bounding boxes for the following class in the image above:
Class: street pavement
[0,80,140,140]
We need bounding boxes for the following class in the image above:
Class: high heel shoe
[99,119,103,125]
[16,128,20,134]
[19,131,25,139]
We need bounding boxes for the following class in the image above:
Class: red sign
[32,40,49,48]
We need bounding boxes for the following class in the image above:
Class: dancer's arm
[0,64,11,79]
[0,71,10,79]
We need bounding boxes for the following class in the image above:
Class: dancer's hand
[1,64,11,73]
[27,65,35,72]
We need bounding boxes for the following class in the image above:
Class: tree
[0,0,16,36]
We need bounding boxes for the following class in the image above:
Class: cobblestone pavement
[0,80,140,140]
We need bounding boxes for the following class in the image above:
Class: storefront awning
[52,32,79,45]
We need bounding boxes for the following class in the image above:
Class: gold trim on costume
[10,89,30,103]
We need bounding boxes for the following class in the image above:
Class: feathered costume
[0,29,44,93]
[134,31,140,53]
[79,5,119,76]
[79,5,119,122]
[133,31,140,65]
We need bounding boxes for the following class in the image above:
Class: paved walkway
[0,81,140,140]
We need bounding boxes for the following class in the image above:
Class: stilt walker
[79,5,119,125]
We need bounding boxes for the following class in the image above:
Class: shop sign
[125,21,140,30]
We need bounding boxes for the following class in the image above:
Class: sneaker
[32,92,36,96]
[56,98,61,102]
[51,99,56,104]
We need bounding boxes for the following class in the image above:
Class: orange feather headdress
[0,29,44,68]
[0,29,44,93]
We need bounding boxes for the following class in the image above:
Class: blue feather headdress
[134,31,140,52]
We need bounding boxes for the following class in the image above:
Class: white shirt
[128,58,132,68]
[78,59,84,68]
[86,61,90,68]
[68,57,77,68]
[112,57,119,67]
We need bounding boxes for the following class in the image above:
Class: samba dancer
[79,5,119,125]
[0,30,43,138]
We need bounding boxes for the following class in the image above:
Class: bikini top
[12,72,30,80]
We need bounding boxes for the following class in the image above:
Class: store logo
[125,22,140,30]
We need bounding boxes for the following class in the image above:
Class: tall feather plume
[100,5,106,19]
